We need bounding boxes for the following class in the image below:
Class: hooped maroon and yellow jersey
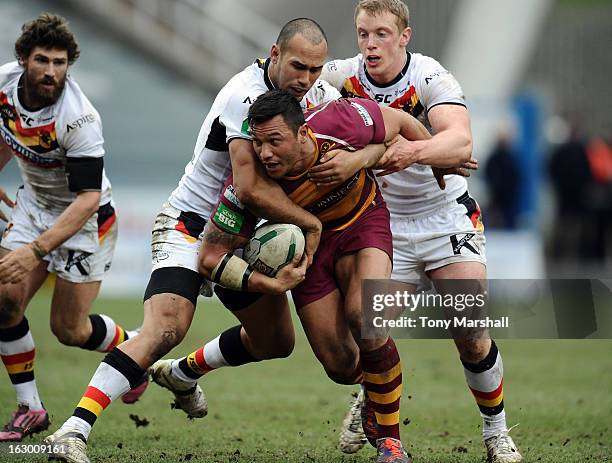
[211,97,386,236]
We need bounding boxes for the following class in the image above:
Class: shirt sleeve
[309,98,386,148]
[58,94,105,159]
[210,176,257,238]
[320,57,359,91]
[346,98,386,145]
[218,81,255,143]
[414,56,466,111]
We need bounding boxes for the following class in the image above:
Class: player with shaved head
[45,18,342,463]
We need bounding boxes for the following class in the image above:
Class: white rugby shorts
[1,187,117,283]
[150,202,206,273]
[390,191,486,282]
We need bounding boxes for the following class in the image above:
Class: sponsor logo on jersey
[20,113,34,127]
[0,124,62,167]
[241,118,250,136]
[424,70,449,85]
[66,113,95,132]
[349,102,373,126]
[374,94,395,104]
[213,203,243,234]
[223,184,244,208]
[0,91,60,160]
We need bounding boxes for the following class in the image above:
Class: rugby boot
[362,392,380,447]
[149,359,208,418]
[0,404,49,441]
[338,386,367,453]
[376,437,412,463]
[485,430,522,462]
[44,427,90,463]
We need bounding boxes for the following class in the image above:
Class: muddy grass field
[1,292,610,462]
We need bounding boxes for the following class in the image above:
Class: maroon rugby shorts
[291,192,393,309]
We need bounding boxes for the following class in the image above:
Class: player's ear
[271,44,280,64]
[298,124,308,143]
[399,27,412,48]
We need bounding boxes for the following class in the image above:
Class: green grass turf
[0,291,610,462]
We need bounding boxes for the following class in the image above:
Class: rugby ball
[243,223,305,277]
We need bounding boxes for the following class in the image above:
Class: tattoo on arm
[203,222,247,248]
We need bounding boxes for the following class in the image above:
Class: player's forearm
[397,112,432,144]
[239,178,321,233]
[412,129,472,168]
[35,191,100,254]
[204,250,284,295]
[247,271,285,295]
[356,144,386,169]
[199,223,248,279]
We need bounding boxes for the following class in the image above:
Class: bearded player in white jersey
[0,14,145,443]
[317,1,521,462]
[45,19,341,463]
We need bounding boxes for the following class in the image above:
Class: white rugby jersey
[168,58,341,218]
[322,52,468,216]
[0,62,111,213]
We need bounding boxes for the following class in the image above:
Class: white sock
[15,380,44,411]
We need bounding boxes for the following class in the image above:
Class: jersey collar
[363,51,411,89]
[262,58,276,91]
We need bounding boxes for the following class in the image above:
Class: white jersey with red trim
[322,52,468,216]
[168,58,341,218]
[0,62,111,213]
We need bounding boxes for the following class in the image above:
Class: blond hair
[354,0,410,31]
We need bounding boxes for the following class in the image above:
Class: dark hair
[276,18,327,51]
[15,13,80,64]
[248,89,305,135]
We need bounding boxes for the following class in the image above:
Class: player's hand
[303,220,322,269]
[274,253,308,292]
[0,187,15,222]
[308,149,360,187]
[375,136,419,177]
[0,244,42,284]
[432,157,478,190]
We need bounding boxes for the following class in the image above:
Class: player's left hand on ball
[275,253,308,292]
[308,149,358,187]
[0,245,41,284]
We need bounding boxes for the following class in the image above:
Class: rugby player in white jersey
[0,14,145,442]
[44,19,342,462]
[317,1,521,462]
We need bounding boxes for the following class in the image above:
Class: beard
[24,71,66,108]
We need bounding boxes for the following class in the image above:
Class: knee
[320,349,360,385]
[274,334,295,359]
[324,364,358,385]
[50,320,90,347]
[253,333,295,360]
[0,294,22,327]
[146,324,187,360]
[267,335,295,359]
[456,336,491,364]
